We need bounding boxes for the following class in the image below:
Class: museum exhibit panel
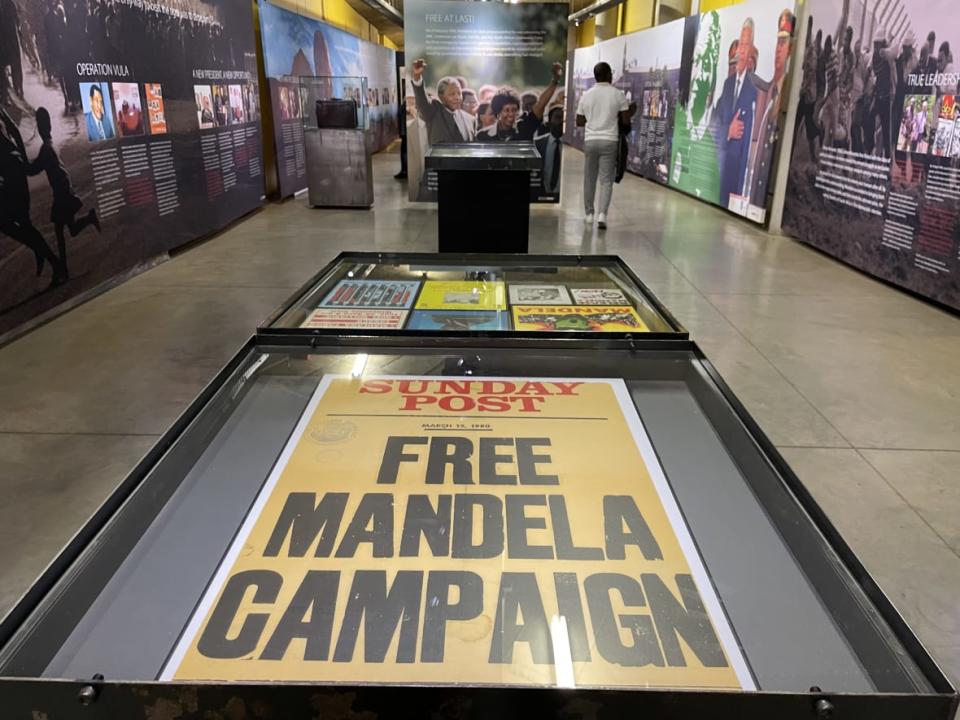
[260,253,684,337]
[2,0,960,714]
[0,326,955,717]
[424,146,544,253]
[403,0,568,204]
[565,0,797,225]
[301,76,375,208]
[0,1,265,342]
[258,0,399,199]
[781,0,960,312]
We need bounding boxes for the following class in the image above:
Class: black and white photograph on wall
[782,0,960,311]
[0,0,264,339]
[404,0,569,203]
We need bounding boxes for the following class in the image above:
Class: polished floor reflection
[0,148,958,689]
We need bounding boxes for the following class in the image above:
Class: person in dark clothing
[814,30,826,101]
[794,15,821,161]
[715,18,759,209]
[482,64,563,146]
[923,32,939,76]
[395,77,408,180]
[514,63,564,194]
[814,35,833,145]
[893,36,917,156]
[615,102,638,183]
[475,90,522,141]
[537,106,565,195]
[0,108,66,285]
[42,0,66,96]
[867,34,898,158]
[0,0,25,100]
[513,61,564,142]
[28,107,101,279]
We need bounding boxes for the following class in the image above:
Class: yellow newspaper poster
[164,376,752,689]
[415,281,507,311]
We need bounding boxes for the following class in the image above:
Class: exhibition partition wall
[258,0,399,199]
[403,0,569,203]
[781,0,960,311]
[565,0,797,224]
[0,0,264,339]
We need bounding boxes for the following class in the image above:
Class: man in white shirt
[576,62,632,228]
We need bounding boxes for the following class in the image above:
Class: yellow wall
[699,0,745,11]
[621,0,656,34]
[269,0,394,48]
[576,17,596,48]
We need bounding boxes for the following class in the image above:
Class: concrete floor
[1,148,959,691]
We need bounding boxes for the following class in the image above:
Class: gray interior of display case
[43,373,317,680]
[32,353,877,692]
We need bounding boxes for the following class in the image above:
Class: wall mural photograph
[566,20,687,186]
[0,0,264,339]
[404,0,569,203]
[781,0,960,311]
[565,0,796,224]
[258,0,398,198]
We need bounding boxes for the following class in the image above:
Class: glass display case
[0,337,954,718]
[260,252,687,341]
[299,76,374,209]
[299,75,369,131]
[424,142,542,170]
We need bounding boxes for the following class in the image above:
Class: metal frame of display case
[257,252,689,347]
[0,335,955,719]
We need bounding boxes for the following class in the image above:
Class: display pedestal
[305,128,373,208]
[425,143,541,253]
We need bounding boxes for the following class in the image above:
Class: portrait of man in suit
[715,18,757,209]
[83,84,115,142]
[747,9,795,211]
[409,58,475,145]
[537,106,564,197]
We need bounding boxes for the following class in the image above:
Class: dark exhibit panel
[781,0,960,312]
[426,144,542,253]
[0,0,264,339]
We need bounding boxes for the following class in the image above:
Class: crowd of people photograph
[1,0,257,315]
[406,58,567,201]
[793,0,958,163]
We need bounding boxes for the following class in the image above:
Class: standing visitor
[576,62,633,229]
